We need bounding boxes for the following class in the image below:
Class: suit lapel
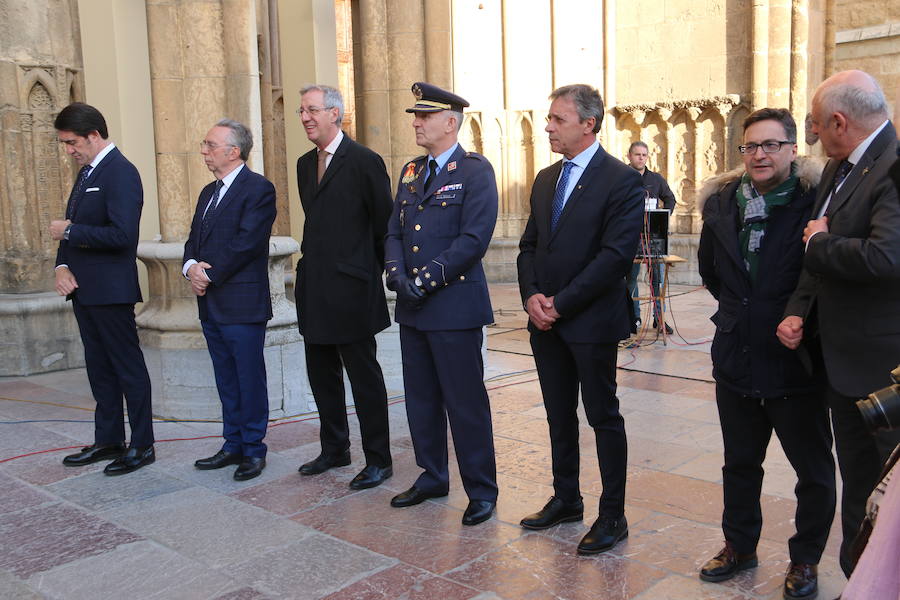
[549,146,605,241]
[823,123,897,218]
[317,134,350,192]
[200,165,248,243]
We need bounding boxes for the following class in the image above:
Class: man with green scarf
[697,108,834,600]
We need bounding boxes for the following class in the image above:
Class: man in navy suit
[184,119,276,481]
[517,84,644,554]
[384,82,499,526]
[50,102,155,476]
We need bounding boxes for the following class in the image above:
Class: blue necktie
[66,166,91,219]
[551,161,574,230]
[833,160,853,190]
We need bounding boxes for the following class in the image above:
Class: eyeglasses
[200,141,236,151]
[738,140,794,154]
[295,105,334,116]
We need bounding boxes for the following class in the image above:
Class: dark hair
[742,108,797,142]
[628,141,649,153]
[54,102,109,139]
[549,84,604,133]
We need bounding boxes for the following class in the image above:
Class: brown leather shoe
[699,543,758,582]
[783,562,817,599]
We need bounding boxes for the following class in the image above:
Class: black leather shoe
[103,446,155,476]
[390,486,448,507]
[577,515,628,555]
[234,457,266,481]
[783,562,818,599]
[194,450,243,470]
[462,500,495,526]
[298,451,351,475]
[652,319,674,335]
[62,443,126,466]
[349,465,393,490]
[520,496,584,530]
[698,543,758,582]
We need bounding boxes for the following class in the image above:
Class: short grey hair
[448,110,464,132]
[549,84,604,133]
[300,84,345,125]
[216,118,253,161]
[818,75,889,129]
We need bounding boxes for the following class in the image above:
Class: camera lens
[856,384,900,432]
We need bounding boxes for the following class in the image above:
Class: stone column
[386,0,426,175]
[0,0,84,374]
[355,0,393,174]
[423,0,452,88]
[139,0,306,419]
[768,0,792,107]
[790,0,809,154]
[751,0,769,110]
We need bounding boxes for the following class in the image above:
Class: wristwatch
[63,223,73,240]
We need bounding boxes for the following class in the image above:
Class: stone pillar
[139,0,306,418]
[0,0,84,374]
[768,0,792,107]
[355,0,393,174]
[790,0,810,154]
[423,0,452,88]
[751,0,769,111]
[386,0,426,175]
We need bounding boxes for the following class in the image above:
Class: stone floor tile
[669,422,726,452]
[619,387,708,417]
[322,563,481,600]
[226,534,394,599]
[0,421,81,455]
[229,468,359,516]
[292,487,524,574]
[625,411,706,444]
[624,512,727,577]
[212,587,274,600]
[632,574,756,599]
[0,568,41,600]
[623,468,724,525]
[0,450,107,485]
[0,502,141,578]
[492,416,552,447]
[492,441,554,484]
[669,451,725,483]
[101,487,313,569]
[152,449,301,494]
[26,540,237,600]
[263,418,326,453]
[47,466,191,511]
[625,437,707,472]
[446,533,667,600]
[0,471,56,514]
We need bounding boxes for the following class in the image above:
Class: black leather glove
[395,277,426,310]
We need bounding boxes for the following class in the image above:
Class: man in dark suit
[50,102,154,476]
[293,84,394,489]
[517,84,643,554]
[778,70,900,576]
[184,119,277,482]
[384,82,498,526]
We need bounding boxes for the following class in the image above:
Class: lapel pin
[447,161,457,172]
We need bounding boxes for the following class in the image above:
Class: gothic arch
[696,107,725,181]
[460,114,483,155]
[726,105,751,170]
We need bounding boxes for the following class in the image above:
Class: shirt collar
[217,162,245,192]
[89,142,116,170]
[429,142,460,172]
[564,140,599,171]
[848,119,889,166]
[322,130,344,155]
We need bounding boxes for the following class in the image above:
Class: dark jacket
[295,134,393,344]
[183,165,277,324]
[518,144,644,343]
[697,157,823,397]
[56,146,143,305]
[639,168,676,211]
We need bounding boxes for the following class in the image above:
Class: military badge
[447,161,457,172]
[401,162,418,184]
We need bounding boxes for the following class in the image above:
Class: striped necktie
[551,161,574,230]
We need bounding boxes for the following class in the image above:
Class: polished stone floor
[0,283,845,599]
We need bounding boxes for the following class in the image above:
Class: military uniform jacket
[385,144,498,330]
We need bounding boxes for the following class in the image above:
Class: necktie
[551,161,574,230]
[66,166,91,219]
[424,159,438,191]
[201,180,224,235]
[833,159,853,190]
[317,149,329,184]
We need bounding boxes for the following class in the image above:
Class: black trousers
[531,330,627,517]
[716,385,835,564]
[72,300,154,448]
[304,337,391,468]
[826,382,900,576]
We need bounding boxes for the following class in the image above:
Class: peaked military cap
[405,82,470,113]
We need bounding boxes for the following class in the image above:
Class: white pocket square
[85,187,100,192]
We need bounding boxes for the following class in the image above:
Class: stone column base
[0,292,84,376]
[484,237,521,284]
[667,233,701,285]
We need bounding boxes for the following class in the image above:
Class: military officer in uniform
[385,82,499,526]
